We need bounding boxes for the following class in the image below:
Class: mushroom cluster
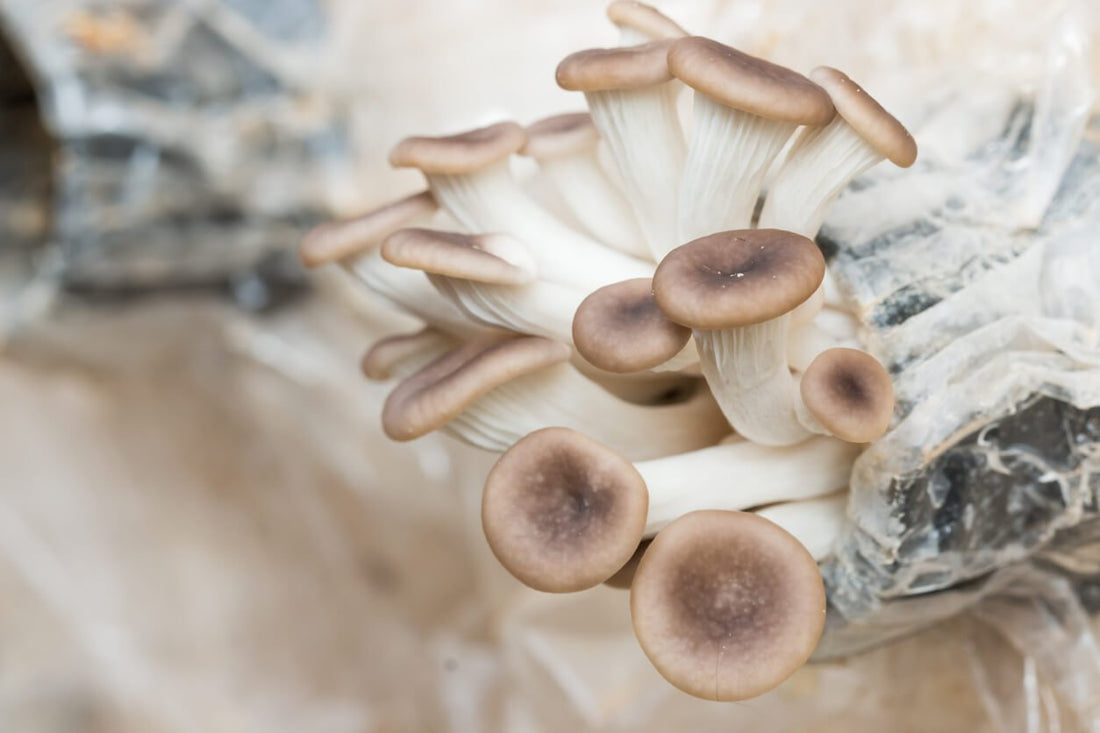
[301,1,916,703]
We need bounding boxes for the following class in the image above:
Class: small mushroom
[383,336,729,458]
[606,1,687,45]
[571,278,697,373]
[653,229,826,445]
[361,328,456,381]
[299,191,437,268]
[480,426,856,591]
[796,347,895,443]
[390,122,652,291]
[630,510,826,701]
[557,41,686,259]
[382,227,588,343]
[667,37,834,240]
[520,113,649,258]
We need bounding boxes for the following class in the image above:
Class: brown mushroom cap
[630,510,826,701]
[652,229,825,330]
[809,66,917,168]
[299,191,437,268]
[800,347,894,443]
[667,37,834,125]
[482,427,649,593]
[573,278,691,373]
[556,41,674,92]
[520,112,601,161]
[606,1,687,41]
[361,328,452,381]
[382,335,571,441]
[388,122,527,175]
[381,228,533,285]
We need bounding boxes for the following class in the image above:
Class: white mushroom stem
[448,364,728,460]
[428,275,587,343]
[535,151,650,259]
[678,95,796,241]
[787,320,859,373]
[343,251,492,339]
[754,493,847,561]
[585,84,686,259]
[639,436,858,534]
[695,314,814,446]
[426,163,652,290]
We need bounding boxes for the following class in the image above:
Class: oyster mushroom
[389,122,652,290]
[667,37,834,240]
[630,510,826,701]
[382,336,729,458]
[556,41,686,258]
[480,426,855,592]
[606,0,687,45]
[361,328,456,381]
[520,112,648,258]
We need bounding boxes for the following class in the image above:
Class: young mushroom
[389,122,652,291]
[556,41,686,259]
[630,510,827,701]
[796,347,895,443]
[520,113,649,258]
[667,37,834,241]
[481,426,856,592]
[382,336,729,458]
[361,328,456,381]
[606,1,687,45]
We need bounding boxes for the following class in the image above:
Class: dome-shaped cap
[361,328,451,381]
[668,37,834,125]
[299,191,437,267]
[482,427,649,593]
[520,113,601,160]
[556,41,674,92]
[810,66,917,167]
[382,228,534,285]
[630,510,826,701]
[382,335,571,441]
[388,122,527,174]
[606,1,687,41]
[653,229,825,330]
[800,347,894,443]
[573,278,691,373]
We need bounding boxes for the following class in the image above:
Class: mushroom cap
[388,121,527,174]
[382,335,571,441]
[361,328,451,381]
[381,228,534,285]
[667,37,834,125]
[810,66,917,167]
[556,41,674,92]
[573,278,691,373]
[630,510,826,701]
[482,427,649,593]
[653,229,825,330]
[520,112,601,160]
[299,191,437,267]
[800,347,894,443]
[606,1,687,41]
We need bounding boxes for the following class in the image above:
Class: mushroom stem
[583,83,685,258]
[754,492,847,561]
[639,436,857,534]
[678,94,797,240]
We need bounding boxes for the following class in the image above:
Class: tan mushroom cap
[382,335,571,441]
[606,1,687,41]
[653,229,825,330]
[299,190,437,267]
[810,66,917,168]
[381,228,533,285]
[604,538,652,590]
[800,347,894,443]
[482,427,649,593]
[668,37,834,125]
[573,278,691,373]
[388,121,527,175]
[556,40,675,92]
[630,510,826,701]
[361,328,451,381]
[520,112,601,161]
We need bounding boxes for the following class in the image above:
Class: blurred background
[0,1,1098,731]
